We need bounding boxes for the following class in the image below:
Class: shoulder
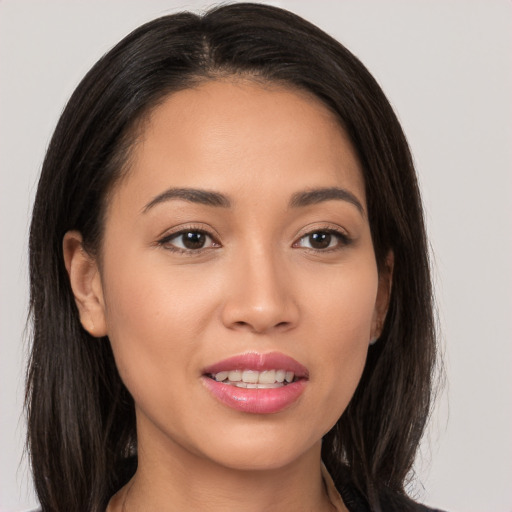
[323,462,446,512]
[337,478,446,512]
[412,505,446,512]
[413,505,446,512]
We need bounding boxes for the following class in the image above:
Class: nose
[220,247,299,334]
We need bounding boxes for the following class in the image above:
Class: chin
[194,424,322,472]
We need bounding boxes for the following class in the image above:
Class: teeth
[211,369,296,385]
[214,371,229,382]
[227,370,242,382]
[242,370,259,384]
[232,382,284,389]
[258,370,276,384]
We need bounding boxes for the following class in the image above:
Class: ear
[370,251,394,344]
[63,231,108,338]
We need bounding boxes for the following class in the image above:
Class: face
[66,80,390,471]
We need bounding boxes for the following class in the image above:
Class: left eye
[163,230,216,251]
[295,230,346,250]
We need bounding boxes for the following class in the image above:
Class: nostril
[230,319,291,334]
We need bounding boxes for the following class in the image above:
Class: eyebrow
[142,187,231,212]
[289,187,364,214]
[142,185,364,215]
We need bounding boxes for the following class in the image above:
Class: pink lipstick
[202,352,308,414]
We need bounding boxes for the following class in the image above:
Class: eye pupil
[183,231,206,249]
[309,232,331,249]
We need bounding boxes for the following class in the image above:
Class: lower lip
[202,377,307,414]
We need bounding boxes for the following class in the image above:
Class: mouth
[202,352,308,414]
[207,368,299,388]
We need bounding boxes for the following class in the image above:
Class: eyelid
[156,222,220,240]
[294,222,350,240]
[156,224,221,253]
[292,223,352,250]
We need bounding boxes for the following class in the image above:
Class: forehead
[112,79,365,210]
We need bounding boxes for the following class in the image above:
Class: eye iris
[182,231,206,249]
[309,232,331,249]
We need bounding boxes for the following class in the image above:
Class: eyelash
[157,225,352,255]
[293,227,352,252]
[157,226,220,255]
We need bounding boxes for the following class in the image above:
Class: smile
[202,352,308,414]
[209,369,296,388]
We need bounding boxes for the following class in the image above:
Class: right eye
[158,230,219,253]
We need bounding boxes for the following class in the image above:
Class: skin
[64,80,392,512]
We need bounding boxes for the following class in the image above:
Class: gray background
[1,1,511,511]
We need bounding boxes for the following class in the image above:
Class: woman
[26,3,441,511]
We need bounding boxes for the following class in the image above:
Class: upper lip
[203,351,309,378]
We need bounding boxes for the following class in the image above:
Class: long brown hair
[27,4,437,511]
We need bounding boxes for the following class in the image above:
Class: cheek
[99,254,216,397]
[307,256,379,342]
[303,259,378,426]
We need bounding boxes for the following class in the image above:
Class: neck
[109,428,336,512]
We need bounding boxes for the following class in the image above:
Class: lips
[203,352,309,376]
[202,352,308,414]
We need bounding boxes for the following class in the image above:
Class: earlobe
[62,231,108,338]
[370,251,394,343]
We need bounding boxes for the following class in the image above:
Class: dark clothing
[339,482,445,511]
[322,463,445,512]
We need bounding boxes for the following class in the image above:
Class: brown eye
[295,230,349,251]
[181,231,207,249]
[160,230,217,252]
[308,232,332,249]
